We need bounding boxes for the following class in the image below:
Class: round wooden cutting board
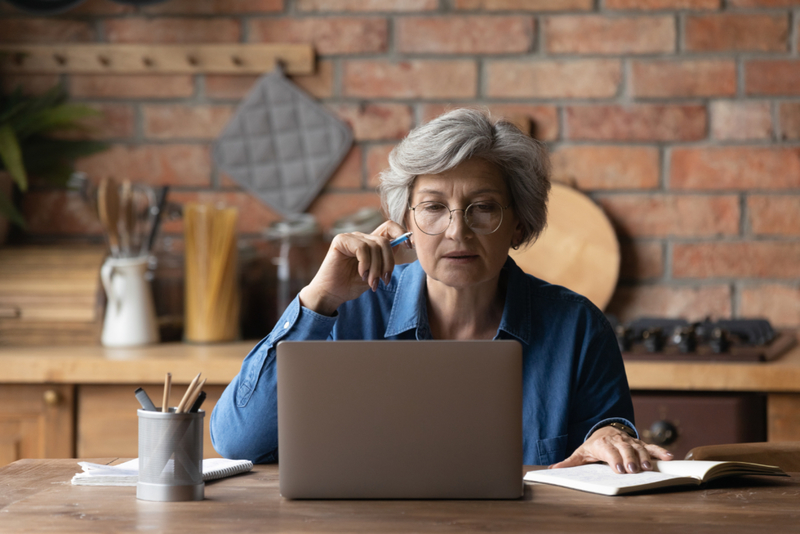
[509,182,619,310]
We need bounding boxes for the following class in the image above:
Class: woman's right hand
[298,220,414,316]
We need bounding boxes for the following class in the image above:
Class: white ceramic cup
[100,255,160,347]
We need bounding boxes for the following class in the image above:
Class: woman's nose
[444,209,471,239]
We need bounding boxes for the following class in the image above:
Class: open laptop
[277,340,523,499]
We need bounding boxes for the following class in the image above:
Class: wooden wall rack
[0,43,314,75]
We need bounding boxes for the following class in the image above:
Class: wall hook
[53,53,67,66]
[98,55,111,67]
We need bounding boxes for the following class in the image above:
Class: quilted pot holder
[212,66,353,217]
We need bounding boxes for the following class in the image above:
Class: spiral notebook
[71,458,253,486]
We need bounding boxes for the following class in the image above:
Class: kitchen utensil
[100,255,160,347]
[144,186,169,256]
[119,180,135,257]
[212,65,352,217]
[509,182,619,310]
[97,178,121,258]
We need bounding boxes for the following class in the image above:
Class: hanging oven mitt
[212,65,353,217]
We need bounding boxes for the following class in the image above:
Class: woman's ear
[510,216,524,249]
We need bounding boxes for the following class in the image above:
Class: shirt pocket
[536,435,568,466]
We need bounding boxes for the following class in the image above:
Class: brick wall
[1,0,799,327]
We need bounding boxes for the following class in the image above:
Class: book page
[524,464,692,496]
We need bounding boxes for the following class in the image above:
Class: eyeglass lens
[413,201,504,235]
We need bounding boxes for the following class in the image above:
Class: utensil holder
[101,255,160,347]
[137,409,204,502]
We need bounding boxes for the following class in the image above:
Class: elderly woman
[211,108,672,473]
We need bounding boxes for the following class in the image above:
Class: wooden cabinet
[0,384,74,467]
[77,384,224,459]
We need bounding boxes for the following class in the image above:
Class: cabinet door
[0,384,74,468]
[77,384,224,459]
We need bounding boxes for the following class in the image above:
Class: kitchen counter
[1,339,799,392]
[0,340,798,467]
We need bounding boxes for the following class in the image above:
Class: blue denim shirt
[211,257,636,465]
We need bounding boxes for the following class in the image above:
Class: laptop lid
[277,340,523,499]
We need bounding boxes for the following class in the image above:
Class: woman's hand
[549,426,674,474]
[298,221,416,316]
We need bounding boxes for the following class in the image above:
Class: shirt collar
[384,257,533,344]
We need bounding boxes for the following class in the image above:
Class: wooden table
[1,459,798,533]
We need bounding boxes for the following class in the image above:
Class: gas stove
[606,317,797,362]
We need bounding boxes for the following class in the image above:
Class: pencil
[176,373,201,413]
[182,378,207,413]
[161,372,171,413]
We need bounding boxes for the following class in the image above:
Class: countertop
[1,340,800,392]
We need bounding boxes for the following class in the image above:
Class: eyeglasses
[408,200,511,236]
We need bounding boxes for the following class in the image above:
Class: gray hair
[378,108,551,248]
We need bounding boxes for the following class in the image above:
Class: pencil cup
[136,409,204,502]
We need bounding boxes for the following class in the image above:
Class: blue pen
[389,232,412,247]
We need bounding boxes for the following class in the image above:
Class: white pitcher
[101,256,160,347]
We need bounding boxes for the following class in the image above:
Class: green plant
[0,85,108,228]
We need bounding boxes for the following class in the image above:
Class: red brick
[711,101,772,141]
[141,0,283,13]
[486,60,620,99]
[164,191,281,235]
[344,60,477,99]
[206,61,334,100]
[779,102,800,140]
[746,60,800,96]
[421,104,559,141]
[59,103,136,141]
[396,16,533,54]
[597,194,740,238]
[308,191,384,232]
[566,105,706,142]
[249,17,387,55]
[685,14,789,53]
[22,190,104,236]
[729,0,800,6]
[143,105,234,140]
[674,242,800,278]
[740,284,800,329]
[1,74,60,95]
[299,0,437,11]
[605,0,719,9]
[630,60,736,98]
[326,146,363,189]
[550,146,660,190]
[0,18,94,43]
[455,0,593,10]
[105,18,240,44]
[607,285,731,323]
[327,104,412,141]
[366,144,396,188]
[748,195,800,236]
[75,145,212,187]
[70,74,194,99]
[545,15,675,55]
[619,241,664,281]
[670,147,800,190]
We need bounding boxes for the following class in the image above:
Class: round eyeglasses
[409,201,511,236]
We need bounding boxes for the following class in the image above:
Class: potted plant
[0,84,108,242]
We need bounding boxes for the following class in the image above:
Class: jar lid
[265,214,321,239]
[329,208,384,237]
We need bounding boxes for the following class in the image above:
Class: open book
[71,458,253,486]
[524,460,788,496]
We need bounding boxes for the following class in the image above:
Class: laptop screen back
[277,340,523,499]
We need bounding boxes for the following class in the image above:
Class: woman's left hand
[549,426,674,474]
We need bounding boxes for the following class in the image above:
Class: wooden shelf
[0,43,314,75]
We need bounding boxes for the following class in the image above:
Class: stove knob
[648,420,678,446]
[642,328,664,353]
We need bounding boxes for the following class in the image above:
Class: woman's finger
[613,438,643,473]
[628,439,654,470]
[645,443,675,461]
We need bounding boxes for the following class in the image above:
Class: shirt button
[283,321,290,329]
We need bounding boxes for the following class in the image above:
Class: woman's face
[406,158,522,291]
